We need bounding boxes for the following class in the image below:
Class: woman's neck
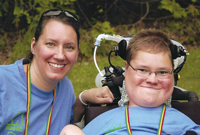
[23,64,57,92]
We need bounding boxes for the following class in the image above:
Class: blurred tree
[0,0,200,64]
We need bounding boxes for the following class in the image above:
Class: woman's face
[125,51,174,107]
[31,19,79,83]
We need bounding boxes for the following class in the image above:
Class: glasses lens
[156,71,172,79]
[43,10,79,23]
[43,11,62,16]
[64,11,78,22]
[136,69,172,79]
[136,70,149,78]
[128,63,172,79]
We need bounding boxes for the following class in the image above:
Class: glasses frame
[127,62,173,79]
[40,9,80,29]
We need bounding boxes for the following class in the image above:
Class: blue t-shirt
[0,59,76,135]
[83,105,200,135]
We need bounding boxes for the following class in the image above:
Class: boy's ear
[124,61,129,77]
[125,61,128,69]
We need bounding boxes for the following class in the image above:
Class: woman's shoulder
[0,59,24,76]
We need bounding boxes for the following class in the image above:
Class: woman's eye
[65,45,76,50]
[47,42,54,46]
[66,46,73,49]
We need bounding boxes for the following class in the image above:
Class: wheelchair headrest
[170,39,187,74]
[115,38,187,74]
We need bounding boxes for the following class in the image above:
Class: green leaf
[191,0,197,2]
[98,9,103,13]
[187,5,199,16]
[159,0,187,18]
[2,1,9,12]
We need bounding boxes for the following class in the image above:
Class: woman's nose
[54,47,65,60]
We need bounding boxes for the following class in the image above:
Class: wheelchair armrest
[172,101,200,125]
[172,86,199,101]
[184,131,197,135]
[85,104,118,125]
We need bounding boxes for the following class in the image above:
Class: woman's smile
[49,62,66,68]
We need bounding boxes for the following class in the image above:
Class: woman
[60,29,200,135]
[0,9,114,135]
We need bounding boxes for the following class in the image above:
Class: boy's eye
[157,71,169,75]
[138,69,148,73]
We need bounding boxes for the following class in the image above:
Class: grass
[67,49,200,98]
[176,49,200,97]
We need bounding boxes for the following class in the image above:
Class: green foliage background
[0,0,200,97]
[1,0,200,62]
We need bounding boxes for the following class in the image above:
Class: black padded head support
[117,39,127,60]
[117,39,186,60]
[170,43,186,59]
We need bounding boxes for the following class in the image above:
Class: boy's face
[125,51,174,107]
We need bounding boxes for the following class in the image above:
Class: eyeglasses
[128,62,173,79]
[41,9,80,28]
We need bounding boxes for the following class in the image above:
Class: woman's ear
[31,38,36,54]
[76,51,79,60]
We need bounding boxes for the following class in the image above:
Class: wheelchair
[82,34,200,131]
